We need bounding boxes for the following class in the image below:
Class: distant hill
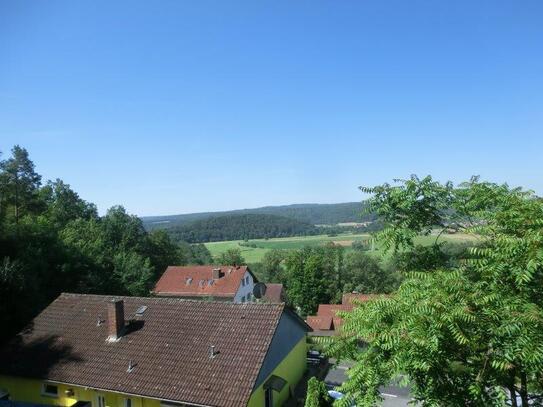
[142,202,372,230]
[167,213,319,243]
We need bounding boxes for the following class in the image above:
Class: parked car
[327,390,356,406]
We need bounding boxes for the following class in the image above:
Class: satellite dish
[253,283,267,299]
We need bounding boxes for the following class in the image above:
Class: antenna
[253,283,267,299]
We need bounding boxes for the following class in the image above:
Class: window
[246,276,250,285]
[265,388,273,407]
[124,398,132,407]
[241,278,245,287]
[95,395,106,407]
[241,296,245,303]
[41,384,58,397]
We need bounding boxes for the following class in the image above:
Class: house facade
[0,293,310,407]
[153,265,257,303]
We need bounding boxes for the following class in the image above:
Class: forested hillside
[0,145,212,344]
[143,201,375,230]
[167,213,319,243]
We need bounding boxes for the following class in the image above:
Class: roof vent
[208,279,214,286]
[135,305,148,317]
[209,345,219,359]
[185,277,193,285]
[127,360,135,373]
[199,279,205,287]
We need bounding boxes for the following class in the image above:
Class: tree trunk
[519,371,529,406]
[509,385,518,407]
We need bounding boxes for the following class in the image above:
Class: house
[260,283,286,303]
[0,293,311,407]
[152,265,257,303]
[306,293,383,335]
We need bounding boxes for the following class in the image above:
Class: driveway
[324,362,413,407]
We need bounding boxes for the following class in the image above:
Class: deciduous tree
[332,176,543,406]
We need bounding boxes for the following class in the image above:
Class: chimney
[212,268,223,279]
[107,299,125,341]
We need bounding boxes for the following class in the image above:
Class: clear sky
[1,1,542,216]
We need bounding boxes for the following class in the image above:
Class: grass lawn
[205,231,477,264]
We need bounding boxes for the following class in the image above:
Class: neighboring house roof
[262,283,285,303]
[316,304,353,328]
[306,293,386,334]
[306,315,333,331]
[0,293,291,407]
[153,265,254,298]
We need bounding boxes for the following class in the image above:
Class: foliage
[0,145,212,344]
[214,248,246,266]
[283,245,343,315]
[305,377,332,407]
[332,175,543,406]
[178,241,214,265]
[167,213,320,243]
[342,250,401,294]
[257,249,287,283]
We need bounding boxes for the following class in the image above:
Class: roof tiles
[0,293,284,406]
[153,265,251,298]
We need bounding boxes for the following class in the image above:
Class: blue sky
[1,1,542,216]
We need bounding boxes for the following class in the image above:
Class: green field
[205,232,476,263]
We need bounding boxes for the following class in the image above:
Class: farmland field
[205,232,476,263]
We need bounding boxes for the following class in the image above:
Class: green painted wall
[248,337,307,407]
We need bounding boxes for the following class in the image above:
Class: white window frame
[41,383,58,397]
[95,394,106,407]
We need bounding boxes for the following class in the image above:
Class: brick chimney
[212,268,223,279]
[107,299,125,341]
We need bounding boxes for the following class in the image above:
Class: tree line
[166,213,320,243]
[0,145,212,344]
[142,201,376,230]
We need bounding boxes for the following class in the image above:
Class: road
[324,362,413,406]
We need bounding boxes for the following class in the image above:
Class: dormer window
[185,277,193,285]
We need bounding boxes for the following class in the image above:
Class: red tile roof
[306,294,385,333]
[316,304,353,328]
[153,265,254,298]
[0,293,287,406]
[262,283,285,303]
[306,316,333,331]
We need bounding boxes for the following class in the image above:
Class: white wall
[233,271,255,303]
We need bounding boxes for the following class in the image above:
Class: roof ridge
[59,292,284,307]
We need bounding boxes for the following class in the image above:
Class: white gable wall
[234,271,255,303]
